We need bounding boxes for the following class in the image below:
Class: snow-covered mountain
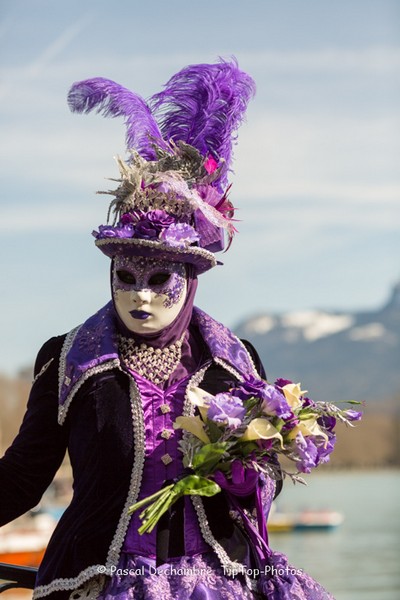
[234,282,400,408]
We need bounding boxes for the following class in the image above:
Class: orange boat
[0,549,45,568]
[0,514,56,568]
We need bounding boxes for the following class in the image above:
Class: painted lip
[130,310,151,320]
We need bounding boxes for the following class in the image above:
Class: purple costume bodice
[123,371,209,557]
[52,303,335,599]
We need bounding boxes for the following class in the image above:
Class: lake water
[1,471,399,600]
[269,470,400,600]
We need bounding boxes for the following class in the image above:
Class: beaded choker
[118,332,186,385]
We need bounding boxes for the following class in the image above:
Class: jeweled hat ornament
[67,59,255,274]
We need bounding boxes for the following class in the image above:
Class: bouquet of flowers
[128,376,362,534]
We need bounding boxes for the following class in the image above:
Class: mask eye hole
[116,270,136,285]
[148,272,171,286]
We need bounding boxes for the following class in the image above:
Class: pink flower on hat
[203,155,218,174]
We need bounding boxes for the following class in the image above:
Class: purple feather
[149,59,256,188]
[67,77,165,160]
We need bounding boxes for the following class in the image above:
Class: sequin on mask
[112,256,186,308]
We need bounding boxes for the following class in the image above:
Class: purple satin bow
[213,461,271,566]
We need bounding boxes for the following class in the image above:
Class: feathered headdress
[68,59,255,273]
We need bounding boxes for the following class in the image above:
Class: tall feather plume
[149,58,256,189]
[67,77,166,160]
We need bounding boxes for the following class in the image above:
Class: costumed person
[0,60,338,600]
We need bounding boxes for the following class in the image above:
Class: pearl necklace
[118,332,185,385]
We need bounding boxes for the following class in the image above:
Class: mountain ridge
[234,282,400,410]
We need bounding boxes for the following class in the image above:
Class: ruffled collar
[58,301,259,409]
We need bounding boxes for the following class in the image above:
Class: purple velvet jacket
[0,303,275,600]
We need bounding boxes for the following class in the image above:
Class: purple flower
[280,416,300,432]
[302,397,316,408]
[315,432,336,464]
[120,212,135,225]
[232,376,292,419]
[119,209,176,240]
[318,415,336,431]
[344,409,363,421]
[93,224,134,239]
[256,438,275,451]
[232,375,267,401]
[274,378,293,389]
[293,433,319,473]
[145,210,176,229]
[119,210,147,226]
[207,393,246,430]
[134,219,160,239]
[160,223,200,248]
[293,431,336,473]
[260,385,293,419]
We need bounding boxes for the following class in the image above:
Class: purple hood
[58,302,259,417]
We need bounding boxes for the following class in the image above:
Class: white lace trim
[32,358,54,384]
[33,565,108,599]
[191,496,249,577]
[214,335,260,384]
[188,358,257,592]
[95,236,217,265]
[105,375,145,567]
[34,373,146,598]
[58,325,81,398]
[183,364,210,417]
[214,357,244,382]
[186,364,248,578]
[235,335,259,377]
[58,360,121,425]
[35,352,257,597]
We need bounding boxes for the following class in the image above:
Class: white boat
[268,506,344,532]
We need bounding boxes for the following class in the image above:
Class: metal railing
[0,563,37,593]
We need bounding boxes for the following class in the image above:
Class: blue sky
[0,0,399,374]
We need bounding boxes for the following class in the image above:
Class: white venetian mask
[112,256,187,334]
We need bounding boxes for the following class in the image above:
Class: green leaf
[174,474,221,497]
[206,420,224,443]
[192,442,228,476]
[243,397,259,411]
[298,411,319,421]
[236,441,259,456]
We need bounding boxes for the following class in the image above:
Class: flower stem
[128,483,174,515]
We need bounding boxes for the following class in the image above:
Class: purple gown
[95,371,335,600]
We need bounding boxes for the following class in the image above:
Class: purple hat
[68,59,255,274]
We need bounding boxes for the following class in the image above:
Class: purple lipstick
[130,310,151,320]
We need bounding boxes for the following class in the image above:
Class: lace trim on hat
[95,236,217,264]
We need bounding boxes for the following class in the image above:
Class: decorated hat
[68,59,255,274]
